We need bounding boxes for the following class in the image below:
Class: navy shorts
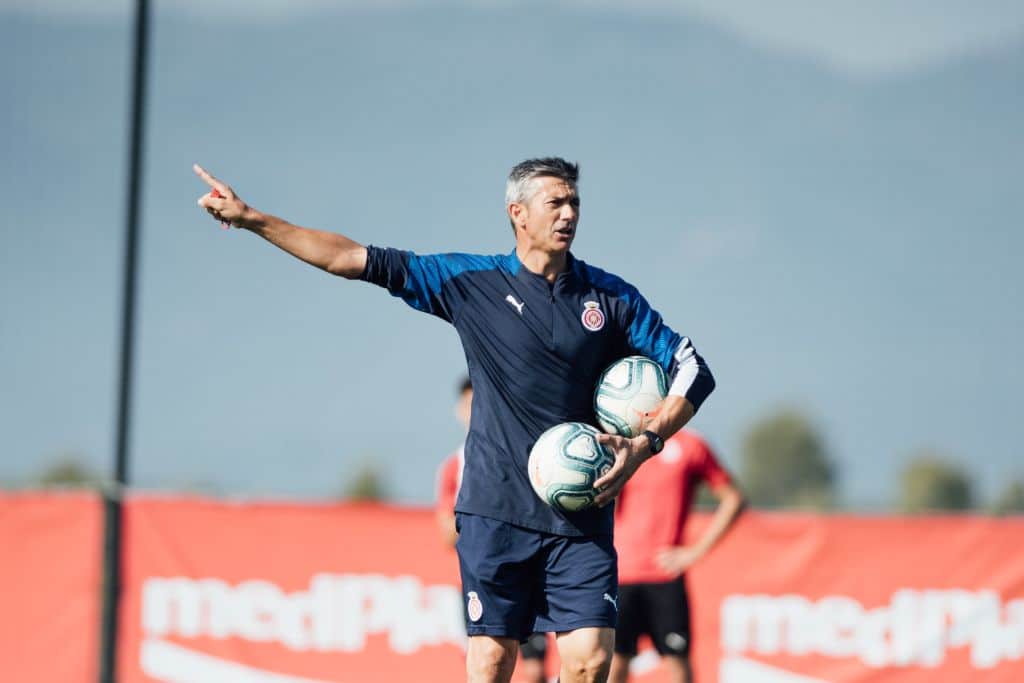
[455,513,618,640]
[615,579,691,657]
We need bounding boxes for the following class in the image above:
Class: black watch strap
[642,430,664,455]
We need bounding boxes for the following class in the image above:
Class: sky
[1,1,1022,508]
[6,0,1024,74]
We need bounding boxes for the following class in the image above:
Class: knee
[562,638,612,681]
[467,637,517,681]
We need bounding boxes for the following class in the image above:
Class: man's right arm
[244,213,368,279]
[194,164,367,279]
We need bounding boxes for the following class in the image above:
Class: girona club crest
[581,301,605,332]
[467,591,484,622]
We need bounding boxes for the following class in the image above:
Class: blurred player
[608,430,745,683]
[194,157,715,683]
[437,377,549,683]
[436,376,473,547]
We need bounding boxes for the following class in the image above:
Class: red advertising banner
[0,492,102,682]
[117,497,469,683]
[682,513,1024,683]
[114,497,1024,683]
[3,492,1019,681]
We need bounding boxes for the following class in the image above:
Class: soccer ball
[528,422,615,512]
[594,356,668,437]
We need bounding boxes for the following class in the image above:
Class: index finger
[595,432,627,449]
[593,461,622,491]
[193,163,227,193]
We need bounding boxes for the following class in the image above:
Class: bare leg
[518,656,546,683]
[662,655,692,683]
[555,627,614,683]
[468,635,519,683]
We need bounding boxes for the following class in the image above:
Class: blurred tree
[992,480,1024,515]
[740,410,834,509]
[899,453,973,512]
[341,461,389,501]
[35,456,101,488]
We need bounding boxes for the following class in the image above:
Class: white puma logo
[603,593,618,612]
[505,294,525,315]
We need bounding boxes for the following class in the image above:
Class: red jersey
[614,430,732,584]
[434,446,465,515]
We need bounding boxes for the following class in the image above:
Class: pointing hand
[194,164,251,229]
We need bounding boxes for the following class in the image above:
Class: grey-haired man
[195,157,714,683]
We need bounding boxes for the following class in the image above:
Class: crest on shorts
[467,591,484,622]
[581,301,605,332]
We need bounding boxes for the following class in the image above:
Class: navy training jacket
[361,247,714,536]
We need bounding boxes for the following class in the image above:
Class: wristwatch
[641,430,664,455]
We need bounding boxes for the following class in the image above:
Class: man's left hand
[655,545,704,577]
[592,433,649,507]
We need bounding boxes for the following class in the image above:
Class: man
[608,430,745,683]
[194,157,715,683]
[436,377,549,683]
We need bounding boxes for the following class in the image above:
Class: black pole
[100,0,150,679]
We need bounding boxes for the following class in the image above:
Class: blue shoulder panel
[578,261,682,373]
[361,246,500,321]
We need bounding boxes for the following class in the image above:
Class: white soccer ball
[594,356,668,437]
[528,422,615,512]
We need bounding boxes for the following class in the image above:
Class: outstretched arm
[194,164,367,278]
